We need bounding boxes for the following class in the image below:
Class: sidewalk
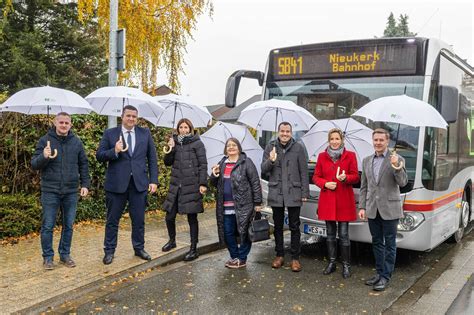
[386,231,474,314]
[0,209,219,314]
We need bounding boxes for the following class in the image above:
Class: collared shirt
[372,149,388,183]
[122,126,136,153]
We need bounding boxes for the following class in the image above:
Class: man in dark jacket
[261,122,309,272]
[31,112,90,270]
[96,105,158,265]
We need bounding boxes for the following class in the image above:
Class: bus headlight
[398,212,424,231]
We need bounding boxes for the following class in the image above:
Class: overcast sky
[158,0,473,106]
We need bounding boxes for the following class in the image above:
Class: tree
[77,0,213,93]
[382,12,416,37]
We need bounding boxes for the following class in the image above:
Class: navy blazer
[96,126,158,193]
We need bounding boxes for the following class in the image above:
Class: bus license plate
[304,224,326,237]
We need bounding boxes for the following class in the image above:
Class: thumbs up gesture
[269,146,277,162]
[336,166,346,182]
[43,141,52,158]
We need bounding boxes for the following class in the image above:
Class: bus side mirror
[225,70,264,108]
[438,85,459,123]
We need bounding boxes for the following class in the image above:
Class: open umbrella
[0,86,93,115]
[146,94,212,128]
[301,118,373,169]
[237,99,317,132]
[352,94,448,169]
[201,122,263,176]
[85,86,164,120]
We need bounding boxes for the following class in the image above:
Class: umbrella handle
[46,141,58,159]
[390,149,404,170]
[119,135,128,152]
[163,145,172,154]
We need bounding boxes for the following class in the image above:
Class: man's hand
[302,198,307,202]
[115,136,124,154]
[269,146,277,162]
[390,153,400,167]
[148,183,157,193]
[80,187,89,197]
[358,209,366,220]
[43,143,52,158]
[199,185,207,195]
[324,181,337,190]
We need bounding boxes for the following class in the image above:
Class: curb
[18,239,222,314]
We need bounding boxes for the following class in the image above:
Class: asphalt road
[69,236,455,314]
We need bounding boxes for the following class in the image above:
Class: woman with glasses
[162,118,208,261]
[312,128,359,278]
[210,138,262,269]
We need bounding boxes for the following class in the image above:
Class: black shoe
[135,249,152,261]
[365,274,381,286]
[183,244,198,262]
[43,258,54,270]
[162,239,177,252]
[373,277,389,291]
[323,260,337,275]
[342,263,351,279]
[103,253,114,265]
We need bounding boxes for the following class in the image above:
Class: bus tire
[449,189,470,243]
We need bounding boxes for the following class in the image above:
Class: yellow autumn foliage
[77,0,213,93]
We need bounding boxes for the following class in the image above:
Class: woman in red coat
[312,128,359,278]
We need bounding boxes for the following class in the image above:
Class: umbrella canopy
[301,118,373,169]
[238,99,317,132]
[0,86,93,115]
[352,95,448,129]
[85,86,163,119]
[146,94,212,128]
[201,122,264,176]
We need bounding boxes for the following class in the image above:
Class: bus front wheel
[450,191,470,243]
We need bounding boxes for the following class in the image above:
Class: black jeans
[273,206,301,260]
[165,196,199,244]
[368,211,399,280]
[325,221,350,246]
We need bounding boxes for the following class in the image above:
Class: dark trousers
[104,177,147,254]
[223,214,251,262]
[273,206,301,260]
[326,221,350,246]
[368,211,399,280]
[40,192,77,259]
[165,192,199,244]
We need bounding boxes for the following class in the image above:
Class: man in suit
[359,128,408,291]
[96,105,158,265]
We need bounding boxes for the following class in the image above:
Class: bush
[0,193,42,238]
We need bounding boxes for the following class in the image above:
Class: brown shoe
[291,260,302,272]
[272,256,284,269]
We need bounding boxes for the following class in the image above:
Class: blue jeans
[223,214,251,262]
[368,211,399,280]
[40,192,78,259]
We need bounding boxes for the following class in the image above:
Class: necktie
[127,131,133,155]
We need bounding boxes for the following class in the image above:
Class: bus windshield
[263,75,425,186]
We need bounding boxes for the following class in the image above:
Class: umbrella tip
[403,86,407,95]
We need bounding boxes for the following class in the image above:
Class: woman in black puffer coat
[162,118,208,261]
[210,138,262,269]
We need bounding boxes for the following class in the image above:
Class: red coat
[312,149,359,222]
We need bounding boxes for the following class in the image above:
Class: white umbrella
[85,86,163,119]
[0,86,93,115]
[238,99,317,132]
[352,95,448,129]
[301,118,373,169]
[201,122,263,176]
[146,94,212,128]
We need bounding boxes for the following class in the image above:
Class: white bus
[225,37,474,251]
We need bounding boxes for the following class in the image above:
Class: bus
[224,37,474,251]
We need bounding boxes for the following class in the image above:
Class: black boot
[183,242,198,261]
[323,240,337,275]
[341,244,351,279]
[162,239,176,252]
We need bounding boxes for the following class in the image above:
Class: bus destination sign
[271,44,418,80]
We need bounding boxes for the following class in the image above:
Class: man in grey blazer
[358,128,408,291]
